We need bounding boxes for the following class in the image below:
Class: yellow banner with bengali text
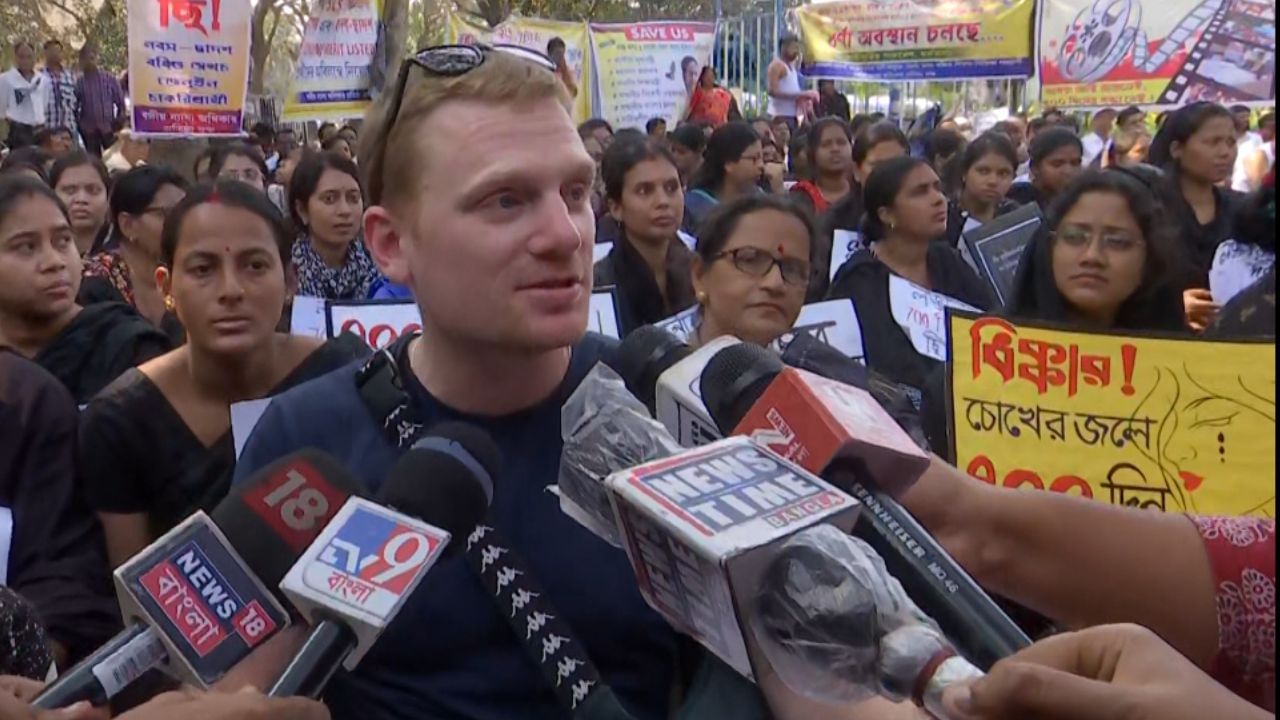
[446,13,593,124]
[949,313,1275,518]
[796,0,1035,82]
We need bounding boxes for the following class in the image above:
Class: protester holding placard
[79,181,368,568]
[813,121,911,299]
[689,195,814,347]
[288,151,382,301]
[789,117,854,217]
[0,176,169,405]
[942,132,1022,248]
[1149,103,1245,332]
[81,167,189,342]
[827,157,992,396]
[592,135,696,336]
[49,152,111,257]
[685,122,767,230]
[1007,127,1084,208]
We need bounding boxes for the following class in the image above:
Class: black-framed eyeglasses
[373,44,557,201]
[714,246,810,286]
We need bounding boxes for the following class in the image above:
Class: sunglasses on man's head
[371,43,558,203]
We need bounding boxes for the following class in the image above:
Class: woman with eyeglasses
[690,195,814,347]
[209,143,270,192]
[593,135,697,336]
[1007,170,1188,331]
[79,181,368,568]
[827,156,992,396]
[49,151,111,257]
[942,132,1022,248]
[0,176,169,405]
[288,151,383,301]
[81,165,189,342]
[685,122,767,231]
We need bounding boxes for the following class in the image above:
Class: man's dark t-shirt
[233,333,679,720]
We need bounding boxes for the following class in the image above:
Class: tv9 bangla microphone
[610,325,740,448]
[33,449,365,710]
[752,524,982,718]
[270,424,496,698]
[699,343,1030,669]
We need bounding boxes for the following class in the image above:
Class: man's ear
[364,205,411,285]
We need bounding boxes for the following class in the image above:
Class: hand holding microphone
[942,624,1272,720]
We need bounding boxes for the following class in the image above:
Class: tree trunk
[249,0,277,95]
[381,0,409,91]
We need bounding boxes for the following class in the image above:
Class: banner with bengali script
[795,0,1034,82]
[447,14,594,124]
[281,0,383,122]
[949,313,1276,518]
[127,0,252,135]
[589,21,717,130]
[1038,0,1276,109]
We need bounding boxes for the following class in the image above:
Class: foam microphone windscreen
[211,449,369,596]
[699,342,785,434]
[385,423,501,556]
[610,325,693,412]
[0,586,53,680]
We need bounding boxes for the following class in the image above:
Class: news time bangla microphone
[698,343,1031,670]
[270,425,495,698]
[611,325,740,449]
[32,449,366,710]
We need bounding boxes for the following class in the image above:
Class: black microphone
[700,343,1030,670]
[0,586,53,680]
[269,424,497,698]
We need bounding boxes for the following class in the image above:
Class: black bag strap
[353,340,628,716]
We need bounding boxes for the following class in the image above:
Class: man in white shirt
[1080,108,1115,166]
[0,42,47,149]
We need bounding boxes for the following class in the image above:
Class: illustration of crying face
[1140,367,1276,517]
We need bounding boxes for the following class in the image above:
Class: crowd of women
[0,83,1275,718]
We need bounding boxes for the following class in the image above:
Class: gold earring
[164,295,176,312]
[696,291,708,305]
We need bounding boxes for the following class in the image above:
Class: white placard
[677,230,698,252]
[593,242,614,264]
[0,507,12,586]
[1210,241,1275,306]
[773,300,866,361]
[830,230,866,282]
[589,290,621,340]
[654,305,701,343]
[231,398,273,459]
[887,275,979,362]
[290,296,328,340]
[327,301,424,350]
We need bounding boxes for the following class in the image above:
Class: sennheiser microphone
[33,450,365,709]
[270,424,496,698]
[700,343,1030,670]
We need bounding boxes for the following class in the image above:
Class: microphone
[752,524,982,717]
[0,586,54,680]
[700,343,1030,669]
[558,362,686,546]
[779,333,928,451]
[270,424,496,698]
[33,450,365,709]
[611,325,739,448]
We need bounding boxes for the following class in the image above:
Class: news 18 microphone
[270,424,497,698]
[753,524,982,718]
[33,450,365,709]
[611,326,738,448]
[699,344,1030,669]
